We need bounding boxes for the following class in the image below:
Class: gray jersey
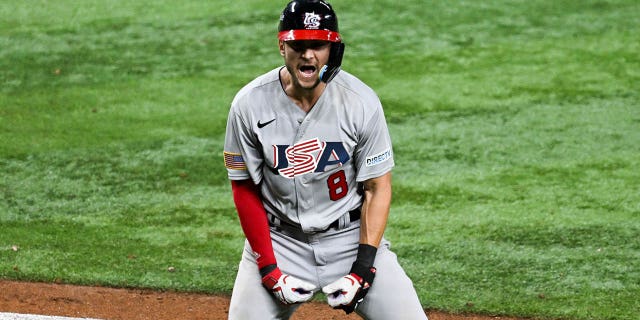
[224,67,394,232]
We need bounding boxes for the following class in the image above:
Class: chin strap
[320,42,345,83]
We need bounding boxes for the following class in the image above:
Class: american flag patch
[224,152,246,170]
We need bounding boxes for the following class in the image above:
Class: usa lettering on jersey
[273,138,349,179]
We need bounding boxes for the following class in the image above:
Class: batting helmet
[278,0,341,42]
[278,0,345,83]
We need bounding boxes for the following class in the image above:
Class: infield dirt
[0,280,526,320]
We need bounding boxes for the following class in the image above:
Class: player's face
[280,40,331,90]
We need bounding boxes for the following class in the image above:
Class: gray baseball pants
[227,219,428,319]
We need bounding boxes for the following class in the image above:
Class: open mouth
[299,65,316,77]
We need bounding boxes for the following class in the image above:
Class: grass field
[1,1,639,319]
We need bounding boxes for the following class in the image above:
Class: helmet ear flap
[319,42,345,83]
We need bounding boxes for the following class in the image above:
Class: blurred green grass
[1,1,639,319]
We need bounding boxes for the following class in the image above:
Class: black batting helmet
[278,0,342,43]
[278,0,345,83]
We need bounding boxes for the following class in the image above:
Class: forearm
[231,179,277,269]
[325,173,392,314]
[359,172,392,247]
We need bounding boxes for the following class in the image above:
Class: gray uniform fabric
[228,222,426,319]
[224,67,427,319]
[225,67,394,232]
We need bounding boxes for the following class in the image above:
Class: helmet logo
[303,12,321,29]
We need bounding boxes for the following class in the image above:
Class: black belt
[327,208,361,229]
[269,208,361,231]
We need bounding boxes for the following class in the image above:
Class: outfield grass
[1,1,639,319]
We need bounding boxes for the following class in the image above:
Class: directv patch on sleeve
[365,148,392,167]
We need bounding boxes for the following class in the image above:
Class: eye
[287,42,304,52]
[287,41,329,52]
[308,41,328,49]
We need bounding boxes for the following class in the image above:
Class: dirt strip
[0,281,525,320]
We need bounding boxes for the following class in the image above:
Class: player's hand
[322,266,376,314]
[261,267,316,304]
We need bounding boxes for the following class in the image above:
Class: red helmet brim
[278,30,341,42]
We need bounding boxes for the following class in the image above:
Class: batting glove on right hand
[262,267,316,305]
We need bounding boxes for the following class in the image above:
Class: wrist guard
[340,244,377,314]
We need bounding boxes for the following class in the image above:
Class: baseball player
[223,1,427,319]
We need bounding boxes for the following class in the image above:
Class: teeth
[299,66,315,78]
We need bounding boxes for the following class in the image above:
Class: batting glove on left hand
[262,267,316,305]
[322,266,376,314]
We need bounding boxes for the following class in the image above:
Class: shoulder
[328,71,384,122]
[330,70,382,110]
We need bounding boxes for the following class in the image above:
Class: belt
[327,208,361,229]
[268,208,361,232]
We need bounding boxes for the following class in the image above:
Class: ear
[279,40,285,57]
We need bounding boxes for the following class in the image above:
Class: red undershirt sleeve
[230,179,277,270]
